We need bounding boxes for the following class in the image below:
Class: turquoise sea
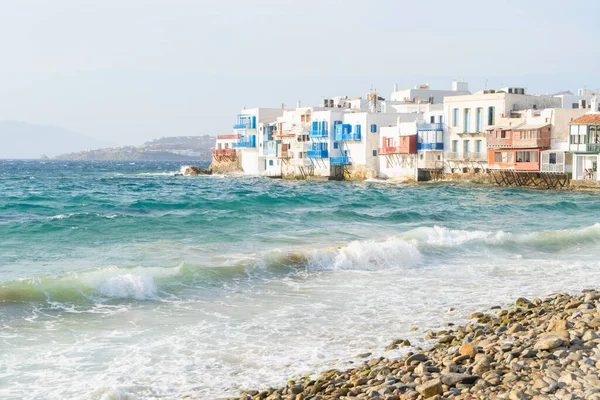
[1,160,600,399]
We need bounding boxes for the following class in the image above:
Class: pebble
[234,289,600,400]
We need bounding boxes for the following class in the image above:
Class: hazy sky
[1,0,598,145]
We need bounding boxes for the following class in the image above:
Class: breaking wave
[1,223,599,306]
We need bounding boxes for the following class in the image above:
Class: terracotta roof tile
[571,114,600,125]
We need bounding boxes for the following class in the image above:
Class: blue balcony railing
[417,142,444,151]
[330,156,351,165]
[416,123,444,131]
[233,115,257,130]
[334,124,361,141]
[233,135,256,148]
[309,121,329,138]
[307,149,329,158]
[309,129,329,138]
[336,132,361,141]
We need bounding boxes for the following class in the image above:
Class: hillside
[0,121,112,159]
[54,135,215,161]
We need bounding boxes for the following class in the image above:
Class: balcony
[334,124,361,141]
[331,156,351,165]
[447,152,485,161]
[290,158,312,167]
[417,142,443,151]
[211,148,236,158]
[416,122,444,131]
[309,121,329,138]
[290,142,312,152]
[378,146,400,155]
[233,115,256,130]
[487,134,512,149]
[512,137,551,149]
[307,149,329,158]
[233,135,256,148]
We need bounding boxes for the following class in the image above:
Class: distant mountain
[0,121,112,159]
[54,135,215,161]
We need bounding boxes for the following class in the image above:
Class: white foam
[307,237,422,270]
[78,265,182,300]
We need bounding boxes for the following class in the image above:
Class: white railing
[540,163,565,173]
[290,142,312,152]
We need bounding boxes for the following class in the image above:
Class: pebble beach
[235,289,600,400]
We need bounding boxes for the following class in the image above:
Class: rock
[534,335,564,351]
[405,354,428,364]
[547,318,570,337]
[356,352,373,358]
[416,379,443,398]
[516,297,534,308]
[459,343,477,358]
[583,330,598,342]
[183,166,212,176]
[440,373,480,386]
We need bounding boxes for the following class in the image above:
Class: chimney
[297,100,301,108]
[393,83,399,92]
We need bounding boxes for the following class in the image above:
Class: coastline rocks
[235,289,600,400]
[182,165,212,176]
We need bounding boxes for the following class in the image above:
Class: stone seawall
[210,159,243,174]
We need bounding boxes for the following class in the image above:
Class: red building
[378,135,417,155]
[487,124,551,171]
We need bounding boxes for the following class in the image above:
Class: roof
[513,124,551,131]
[571,114,600,125]
[486,123,524,131]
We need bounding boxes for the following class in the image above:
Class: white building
[554,88,599,111]
[232,108,283,175]
[443,88,562,171]
[568,106,600,181]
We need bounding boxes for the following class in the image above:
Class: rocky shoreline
[233,289,600,400]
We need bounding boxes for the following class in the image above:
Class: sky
[0,0,598,146]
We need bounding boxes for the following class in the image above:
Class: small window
[333,142,339,149]
[370,124,377,133]
[430,116,435,123]
[494,152,501,162]
[572,103,579,109]
[549,153,557,164]
[372,150,377,157]
[269,160,273,166]
[453,108,459,126]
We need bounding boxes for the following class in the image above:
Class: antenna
[484,79,488,91]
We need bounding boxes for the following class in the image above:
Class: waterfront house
[212,134,239,162]
[377,116,419,180]
[568,111,600,181]
[232,108,283,175]
[443,88,562,172]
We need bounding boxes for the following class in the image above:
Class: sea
[1,160,600,399]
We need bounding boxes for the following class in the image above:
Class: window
[333,142,339,149]
[453,108,459,126]
[269,160,273,166]
[463,109,470,133]
[464,140,470,154]
[488,106,495,125]
[572,103,579,109]
[452,140,458,153]
[476,140,482,153]
[531,152,538,163]
[494,152,502,162]
[370,124,377,133]
[516,151,523,162]
[372,150,377,157]
[476,108,483,132]
[549,153,557,164]
[430,116,435,123]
